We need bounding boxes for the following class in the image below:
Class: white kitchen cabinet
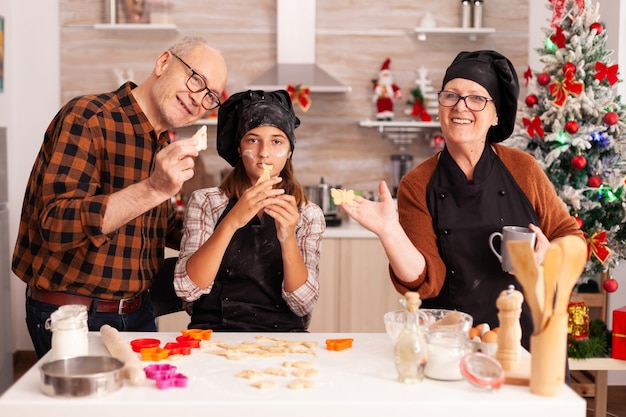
[309,237,402,333]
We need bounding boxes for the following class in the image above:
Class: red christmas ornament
[565,120,579,134]
[588,175,602,188]
[603,277,618,293]
[525,94,538,107]
[537,72,551,86]
[563,62,577,75]
[575,217,583,228]
[572,155,587,170]
[604,111,619,126]
[590,22,603,34]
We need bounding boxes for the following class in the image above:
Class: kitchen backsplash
[59,0,529,195]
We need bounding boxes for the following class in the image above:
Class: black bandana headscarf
[216,89,300,166]
[441,50,520,143]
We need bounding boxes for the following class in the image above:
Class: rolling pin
[100,324,146,385]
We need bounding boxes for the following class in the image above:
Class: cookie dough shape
[192,125,208,151]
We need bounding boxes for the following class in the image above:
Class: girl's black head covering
[441,50,519,143]
[216,89,300,166]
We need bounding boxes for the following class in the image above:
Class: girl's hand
[226,177,284,229]
[264,194,299,242]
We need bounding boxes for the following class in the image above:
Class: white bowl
[384,308,473,343]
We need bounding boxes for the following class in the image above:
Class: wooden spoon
[506,240,544,333]
[541,244,563,330]
[553,235,588,315]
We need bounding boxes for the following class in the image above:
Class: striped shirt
[174,187,325,317]
[12,82,182,299]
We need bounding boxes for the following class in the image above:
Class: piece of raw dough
[256,163,273,189]
[192,125,208,151]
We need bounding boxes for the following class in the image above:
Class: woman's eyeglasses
[437,91,494,112]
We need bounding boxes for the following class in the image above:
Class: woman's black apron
[423,145,538,349]
[189,199,306,332]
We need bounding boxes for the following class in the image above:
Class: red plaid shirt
[12,82,182,300]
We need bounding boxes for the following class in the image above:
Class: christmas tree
[506,0,626,288]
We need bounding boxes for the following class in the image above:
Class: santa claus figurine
[373,58,403,120]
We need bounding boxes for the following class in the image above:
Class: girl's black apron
[189,199,306,332]
[423,145,538,348]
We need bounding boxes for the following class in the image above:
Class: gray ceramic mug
[488,226,536,273]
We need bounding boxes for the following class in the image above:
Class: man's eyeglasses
[437,91,494,112]
[171,52,221,111]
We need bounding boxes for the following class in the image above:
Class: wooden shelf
[359,119,440,131]
[93,23,178,32]
[194,118,217,126]
[414,27,495,41]
[359,119,441,151]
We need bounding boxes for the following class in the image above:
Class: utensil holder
[529,313,568,396]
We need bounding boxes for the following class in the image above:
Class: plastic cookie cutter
[144,364,188,390]
[155,373,188,390]
[175,335,201,349]
[325,338,354,351]
[181,329,213,340]
[144,363,177,380]
[163,342,191,356]
[140,346,171,361]
[130,338,161,352]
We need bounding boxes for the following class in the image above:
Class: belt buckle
[118,296,134,315]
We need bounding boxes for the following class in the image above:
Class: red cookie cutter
[163,342,192,356]
[175,335,201,349]
[130,338,161,352]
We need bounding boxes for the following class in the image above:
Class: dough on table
[250,380,277,389]
[292,368,319,378]
[287,378,316,389]
[264,367,288,377]
[237,369,264,380]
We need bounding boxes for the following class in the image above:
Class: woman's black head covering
[216,89,300,166]
[441,50,519,143]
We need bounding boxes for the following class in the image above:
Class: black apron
[423,145,538,349]
[189,199,306,332]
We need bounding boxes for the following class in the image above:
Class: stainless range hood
[246,0,351,93]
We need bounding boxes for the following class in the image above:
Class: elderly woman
[174,90,325,332]
[340,50,583,349]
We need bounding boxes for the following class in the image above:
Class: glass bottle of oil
[394,291,427,383]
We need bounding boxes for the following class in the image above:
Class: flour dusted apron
[189,199,306,331]
[424,145,538,348]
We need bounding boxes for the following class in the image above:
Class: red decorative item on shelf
[525,94,538,107]
[571,155,587,170]
[567,301,589,339]
[588,175,602,188]
[612,306,626,360]
[604,277,619,293]
[565,120,579,134]
[537,72,551,86]
[590,22,603,34]
[604,111,619,126]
